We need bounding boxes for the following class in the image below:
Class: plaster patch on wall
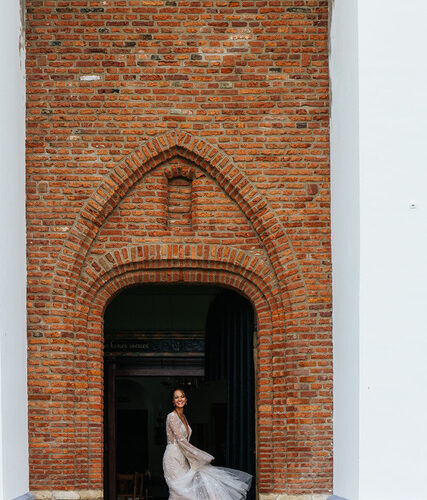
[80,75,101,81]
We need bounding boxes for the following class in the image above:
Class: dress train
[163,411,252,500]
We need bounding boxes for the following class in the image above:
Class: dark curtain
[206,290,256,499]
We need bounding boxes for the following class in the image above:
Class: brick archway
[77,248,283,495]
[51,131,306,311]
[79,243,283,314]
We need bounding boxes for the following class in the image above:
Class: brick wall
[26,0,331,496]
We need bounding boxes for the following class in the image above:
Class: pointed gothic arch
[51,131,306,315]
[33,132,316,495]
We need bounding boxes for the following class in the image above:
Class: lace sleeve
[167,412,214,469]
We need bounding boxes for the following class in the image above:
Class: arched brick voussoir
[164,162,197,181]
[52,132,307,308]
[79,244,283,321]
[79,263,284,496]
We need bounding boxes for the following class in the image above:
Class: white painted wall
[329,1,360,498]
[358,1,427,499]
[0,1,29,499]
[331,1,427,499]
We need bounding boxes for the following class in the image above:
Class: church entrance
[104,285,256,500]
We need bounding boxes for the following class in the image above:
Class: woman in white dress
[163,388,252,500]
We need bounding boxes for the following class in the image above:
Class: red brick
[26,0,332,495]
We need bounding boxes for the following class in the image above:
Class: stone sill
[33,491,332,500]
[259,495,329,500]
[32,491,103,500]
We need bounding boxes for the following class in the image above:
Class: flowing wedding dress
[163,411,252,500]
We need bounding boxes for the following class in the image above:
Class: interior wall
[0,0,28,499]
[104,285,221,332]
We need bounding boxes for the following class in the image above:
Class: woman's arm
[168,413,214,469]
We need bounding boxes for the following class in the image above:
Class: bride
[163,387,252,500]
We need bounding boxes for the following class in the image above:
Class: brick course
[26,0,331,496]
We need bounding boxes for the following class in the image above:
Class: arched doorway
[104,284,256,500]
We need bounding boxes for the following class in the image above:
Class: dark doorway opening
[104,285,256,500]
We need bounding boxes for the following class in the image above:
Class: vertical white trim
[0,0,28,499]
[329,1,360,498]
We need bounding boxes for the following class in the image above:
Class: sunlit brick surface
[26,1,331,495]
